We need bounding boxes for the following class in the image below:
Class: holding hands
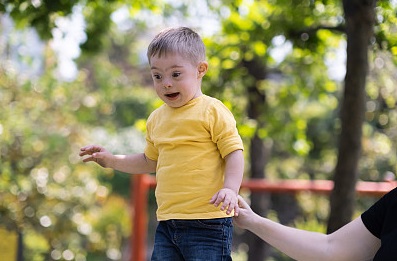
[210,188,240,216]
[233,195,256,229]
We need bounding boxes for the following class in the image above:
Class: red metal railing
[131,174,396,261]
[131,174,156,261]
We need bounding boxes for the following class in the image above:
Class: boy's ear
[198,61,208,78]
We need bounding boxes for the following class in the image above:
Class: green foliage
[375,0,397,61]
[204,0,397,184]
[1,0,162,55]
[359,50,397,181]
[0,28,156,258]
[1,0,79,39]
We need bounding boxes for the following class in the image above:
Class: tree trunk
[327,0,376,233]
[243,58,273,261]
[246,134,272,261]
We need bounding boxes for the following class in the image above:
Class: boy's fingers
[82,156,94,163]
[209,192,219,205]
[209,193,217,203]
[221,194,232,210]
[211,191,241,215]
[80,145,102,152]
[79,150,92,156]
[233,204,240,216]
[226,203,241,216]
[80,145,94,151]
[211,191,226,206]
[224,202,234,214]
[213,196,223,207]
[80,147,92,155]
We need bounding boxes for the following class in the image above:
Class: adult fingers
[237,195,250,209]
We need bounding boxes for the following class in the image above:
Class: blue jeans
[151,218,233,261]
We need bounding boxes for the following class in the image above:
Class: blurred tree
[327,0,397,233]
[327,0,376,233]
[0,0,161,53]
[0,2,159,259]
[0,54,111,259]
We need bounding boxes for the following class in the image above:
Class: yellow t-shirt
[145,95,244,221]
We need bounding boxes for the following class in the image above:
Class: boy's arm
[223,149,244,193]
[210,149,244,215]
[110,153,157,174]
[80,145,157,174]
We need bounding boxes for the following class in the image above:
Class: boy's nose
[163,79,172,88]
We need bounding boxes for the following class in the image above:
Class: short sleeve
[361,187,397,238]
[144,112,159,161]
[208,100,244,158]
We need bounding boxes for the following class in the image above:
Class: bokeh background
[1,0,397,260]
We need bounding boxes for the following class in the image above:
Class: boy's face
[150,53,208,108]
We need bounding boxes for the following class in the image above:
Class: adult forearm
[247,215,330,261]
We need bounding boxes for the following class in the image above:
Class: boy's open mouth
[165,92,179,98]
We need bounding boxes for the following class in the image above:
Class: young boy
[80,27,244,260]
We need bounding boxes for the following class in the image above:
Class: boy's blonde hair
[147,27,206,65]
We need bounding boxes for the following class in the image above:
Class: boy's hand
[79,145,114,168]
[210,188,239,216]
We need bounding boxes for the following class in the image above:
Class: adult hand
[233,195,255,229]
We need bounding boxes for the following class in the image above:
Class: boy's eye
[172,72,181,78]
[152,74,161,80]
